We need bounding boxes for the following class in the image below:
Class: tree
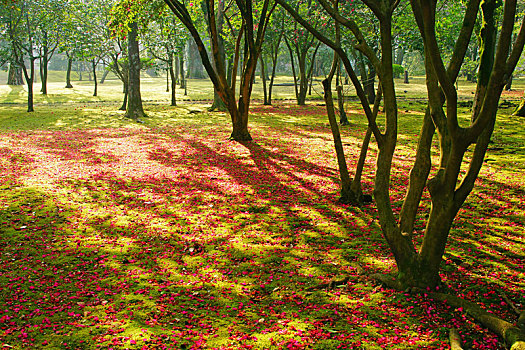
[124,20,146,120]
[1,0,42,112]
[164,0,276,141]
[279,0,525,291]
[111,1,162,120]
[260,8,285,105]
[36,0,65,95]
[145,11,188,106]
[282,0,323,105]
[70,0,114,96]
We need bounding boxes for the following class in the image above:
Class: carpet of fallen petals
[0,106,523,349]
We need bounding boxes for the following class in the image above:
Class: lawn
[0,73,524,349]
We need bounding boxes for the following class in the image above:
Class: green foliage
[393,64,404,78]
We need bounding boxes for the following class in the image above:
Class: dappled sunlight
[0,100,523,348]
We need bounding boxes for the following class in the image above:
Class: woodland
[0,0,524,348]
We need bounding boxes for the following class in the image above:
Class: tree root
[449,328,463,350]
[370,274,525,350]
[429,292,525,350]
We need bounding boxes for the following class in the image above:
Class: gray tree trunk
[125,21,146,120]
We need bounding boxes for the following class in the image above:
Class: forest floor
[0,76,524,349]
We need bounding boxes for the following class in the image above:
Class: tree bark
[40,31,49,95]
[92,59,98,97]
[65,55,74,88]
[21,57,36,112]
[322,72,356,204]
[99,69,109,84]
[505,74,512,91]
[260,55,269,105]
[169,61,177,106]
[125,21,146,120]
[120,83,128,111]
[336,59,348,125]
[7,62,23,85]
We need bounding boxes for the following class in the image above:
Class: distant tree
[260,8,285,105]
[69,0,114,96]
[164,0,276,141]
[1,0,42,112]
[111,1,161,120]
[145,11,188,106]
[282,0,324,105]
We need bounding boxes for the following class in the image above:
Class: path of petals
[0,119,523,349]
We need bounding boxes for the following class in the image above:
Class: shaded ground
[0,101,523,349]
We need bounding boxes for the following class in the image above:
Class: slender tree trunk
[285,38,299,102]
[336,59,348,125]
[65,55,74,88]
[260,55,269,105]
[174,55,180,85]
[322,51,357,204]
[169,62,177,106]
[125,21,146,120]
[210,3,227,112]
[166,68,170,92]
[40,31,49,95]
[179,53,186,91]
[297,52,308,105]
[120,82,128,111]
[92,59,98,97]
[21,58,36,112]
[99,69,109,84]
[78,61,83,81]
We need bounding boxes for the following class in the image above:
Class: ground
[0,72,523,349]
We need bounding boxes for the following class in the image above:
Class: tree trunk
[120,83,128,111]
[505,74,512,91]
[358,52,375,103]
[179,54,186,91]
[40,31,49,95]
[230,108,252,141]
[169,62,177,106]
[166,68,170,92]
[78,61,83,81]
[7,62,23,85]
[92,59,98,97]
[322,52,358,204]
[365,66,376,103]
[336,59,348,125]
[65,55,74,88]
[174,56,180,85]
[395,48,405,65]
[260,55,269,105]
[297,51,308,105]
[285,38,300,103]
[100,69,109,84]
[125,21,146,121]
[268,54,278,105]
[187,39,205,78]
[21,58,36,112]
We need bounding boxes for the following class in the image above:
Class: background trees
[164,0,276,141]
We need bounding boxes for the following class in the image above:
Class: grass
[0,73,523,349]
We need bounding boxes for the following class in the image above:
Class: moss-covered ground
[0,72,523,349]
